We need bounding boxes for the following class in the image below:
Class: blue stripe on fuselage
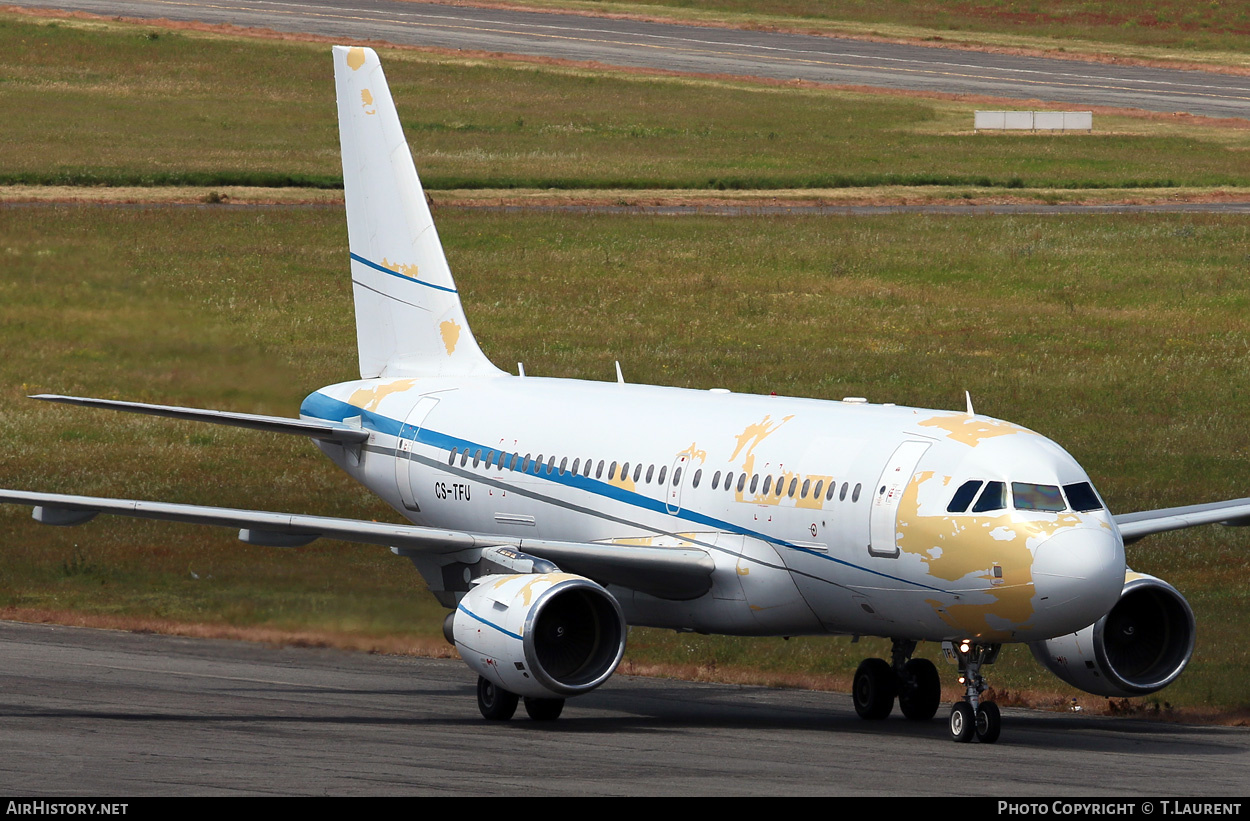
[300,390,949,594]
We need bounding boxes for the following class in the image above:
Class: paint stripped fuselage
[302,375,1125,644]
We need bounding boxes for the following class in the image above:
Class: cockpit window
[1063,482,1104,512]
[1012,482,1066,512]
[947,480,983,513]
[971,481,1006,513]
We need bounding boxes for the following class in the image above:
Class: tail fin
[333,46,503,379]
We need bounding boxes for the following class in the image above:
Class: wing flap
[1115,497,1250,544]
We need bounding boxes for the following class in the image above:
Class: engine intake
[1030,572,1195,697]
[453,573,626,699]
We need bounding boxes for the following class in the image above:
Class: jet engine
[1029,572,1195,697]
[451,572,627,699]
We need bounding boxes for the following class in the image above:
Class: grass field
[2,13,1249,198]
[2,204,1248,712]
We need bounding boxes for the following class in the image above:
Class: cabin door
[395,395,440,513]
[868,440,930,558]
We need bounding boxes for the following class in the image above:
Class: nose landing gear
[943,640,1002,743]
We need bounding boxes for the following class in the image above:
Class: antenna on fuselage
[965,391,975,416]
[615,361,625,384]
[518,362,526,377]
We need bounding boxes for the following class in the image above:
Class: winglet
[333,46,504,380]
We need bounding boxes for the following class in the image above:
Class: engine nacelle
[452,572,627,699]
[1030,572,1195,697]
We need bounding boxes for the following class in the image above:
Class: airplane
[3,45,1248,743]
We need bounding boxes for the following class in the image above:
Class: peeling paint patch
[440,319,461,354]
[346,47,367,71]
[677,442,708,464]
[917,414,1035,447]
[361,88,376,115]
[381,257,418,280]
[730,414,793,504]
[348,378,418,411]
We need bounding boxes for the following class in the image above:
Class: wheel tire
[898,658,941,721]
[949,701,976,742]
[524,697,566,721]
[975,701,1002,744]
[477,676,519,721]
[852,658,896,720]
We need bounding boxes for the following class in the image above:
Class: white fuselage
[302,375,1126,645]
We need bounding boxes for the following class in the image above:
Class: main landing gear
[476,676,566,722]
[852,639,942,722]
[852,639,1003,743]
[943,640,1002,744]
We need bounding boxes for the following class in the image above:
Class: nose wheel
[943,640,1002,743]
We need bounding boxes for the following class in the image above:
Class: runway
[12,0,1250,120]
[1,621,1247,795]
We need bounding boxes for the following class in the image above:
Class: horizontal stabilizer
[1115,497,1250,544]
[33,395,370,445]
[0,490,714,600]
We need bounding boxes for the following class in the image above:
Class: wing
[32,394,369,446]
[1115,497,1250,544]
[0,489,714,601]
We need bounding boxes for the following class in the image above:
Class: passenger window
[547,455,557,474]
[571,458,580,476]
[802,479,811,499]
[673,467,682,485]
[484,450,494,468]
[621,462,630,481]
[788,478,798,498]
[826,481,836,502]
[596,460,605,479]
[762,476,773,496]
[1064,482,1104,513]
[1013,482,1066,512]
[609,461,618,480]
[448,447,457,466]
[750,474,759,493]
[658,466,667,485]
[712,471,722,490]
[947,480,983,513]
[583,459,592,477]
[852,483,862,503]
[972,481,1006,513]
[646,464,655,484]
[737,473,746,493]
[692,469,701,488]
[633,463,643,483]
[559,457,568,475]
[839,482,848,501]
[522,454,532,472]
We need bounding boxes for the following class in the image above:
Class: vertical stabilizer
[333,46,503,379]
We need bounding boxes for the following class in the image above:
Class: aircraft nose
[1032,526,1125,632]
